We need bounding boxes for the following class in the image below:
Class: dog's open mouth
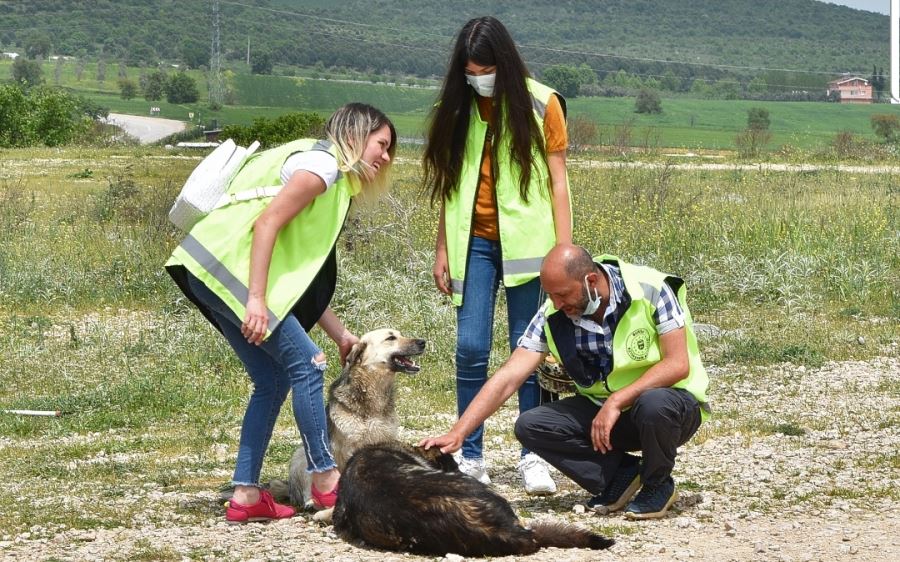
[391,352,422,373]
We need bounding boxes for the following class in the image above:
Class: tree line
[1,0,888,92]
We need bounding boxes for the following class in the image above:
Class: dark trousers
[515,388,701,495]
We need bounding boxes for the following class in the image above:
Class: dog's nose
[415,339,426,346]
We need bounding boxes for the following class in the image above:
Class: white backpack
[168,139,281,232]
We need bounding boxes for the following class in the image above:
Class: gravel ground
[2,356,897,562]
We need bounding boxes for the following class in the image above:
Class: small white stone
[444,554,465,562]
[572,504,586,515]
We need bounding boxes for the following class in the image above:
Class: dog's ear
[414,445,459,473]
[344,341,367,369]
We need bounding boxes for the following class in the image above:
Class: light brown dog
[283,328,425,509]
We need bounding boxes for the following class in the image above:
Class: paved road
[108,113,188,144]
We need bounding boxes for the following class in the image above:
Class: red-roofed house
[827,76,873,103]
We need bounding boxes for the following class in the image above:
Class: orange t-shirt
[471,93,567,241]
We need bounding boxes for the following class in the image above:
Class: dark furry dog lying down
[333,442,614,557]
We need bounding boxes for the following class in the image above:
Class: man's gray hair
[563,246,597,279]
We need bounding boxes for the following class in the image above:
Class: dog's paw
[312,507,334,524]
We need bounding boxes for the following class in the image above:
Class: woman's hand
[433,248,451,295]
[242,296,269,345]
[337,330,359,366]
[432,204,452,296]
[318,308,358,366]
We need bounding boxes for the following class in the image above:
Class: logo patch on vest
[626,328,651,361]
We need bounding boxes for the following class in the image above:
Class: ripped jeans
[187,273,337,487]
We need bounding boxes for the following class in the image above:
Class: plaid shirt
[518,263,685,378]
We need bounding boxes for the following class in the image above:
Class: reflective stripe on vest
[166,138,353,338]
[179,233,280,332]
[444,78,567,306]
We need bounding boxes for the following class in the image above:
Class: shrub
[220,111,326,148]
[119,78,138,100]
[735,127,772,158]
[541,64,583,98]
[0,84,92,147]
[831,130,857,158]
[747,107,770,130]
[567,114,598,152]
[635,88,662,114]
[11,58,43,87]
[143,70,168,102]
[165,72,199,104]
[870,114,900,142]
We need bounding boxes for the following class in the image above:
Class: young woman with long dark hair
[422,16,571,494]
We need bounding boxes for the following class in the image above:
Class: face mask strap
[582,274,602,316]
[584,275,600,302]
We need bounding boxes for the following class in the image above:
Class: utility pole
[247,35,250,66]
[209,0,225,109]
[891,0,898,103]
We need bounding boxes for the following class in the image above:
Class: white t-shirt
[280,150,340,190]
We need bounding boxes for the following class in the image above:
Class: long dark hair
[422,16,547,205]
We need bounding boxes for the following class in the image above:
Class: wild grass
[0,146,896,537]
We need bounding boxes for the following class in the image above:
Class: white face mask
[466,72,496,97]
[582,274,602,316]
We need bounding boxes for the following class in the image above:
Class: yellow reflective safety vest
[544,255,710,420]
[165,139,355,338]
[444,78,569,306]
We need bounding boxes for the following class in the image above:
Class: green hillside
[0,0,890,85]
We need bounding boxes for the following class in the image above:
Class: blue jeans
[456,236,543,460]
[187,273,336,487]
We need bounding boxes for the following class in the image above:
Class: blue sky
[817,0,889,14]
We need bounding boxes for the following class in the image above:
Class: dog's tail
[529,520,615,550]
[286,444,312,508]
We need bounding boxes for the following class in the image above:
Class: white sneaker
[457,457,491,485]
[518,452,557,495]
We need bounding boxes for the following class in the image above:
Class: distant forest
[0,0,890,92]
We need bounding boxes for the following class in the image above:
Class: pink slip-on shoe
[311,483,339,509]
[226,489,296,523]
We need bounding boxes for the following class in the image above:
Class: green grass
[6,59,900,149]
[0,146,896,537]
[568,96,899,149]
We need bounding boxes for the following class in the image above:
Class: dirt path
[569,158,900,175]
[2,357,897,561]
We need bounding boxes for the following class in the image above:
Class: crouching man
[422,243,710,519]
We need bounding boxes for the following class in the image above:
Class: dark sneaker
[587,458,641,513]
[624,476,678,520]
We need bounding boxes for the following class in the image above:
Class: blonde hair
[325,103,396,204]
